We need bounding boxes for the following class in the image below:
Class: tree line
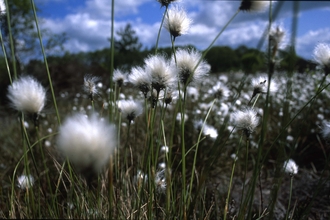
[26,24,317,90]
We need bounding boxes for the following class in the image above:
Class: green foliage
[279,48,317,73]
[1,0,66,64]
[113,23,142,53]
[204,46,240,73]
[108,23,146,70]
[241,52,264,73]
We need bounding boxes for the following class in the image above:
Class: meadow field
[1,0,330,219]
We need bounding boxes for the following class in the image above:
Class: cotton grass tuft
[56,114,117,176]
[7,76,46,115]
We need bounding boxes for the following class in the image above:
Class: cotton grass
[7,76,46,115]
[56,114,116,177]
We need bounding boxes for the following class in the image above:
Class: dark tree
[113,23,142,54]
[1,0,66,65]
[204,46,240,73]
[241,52,264,74]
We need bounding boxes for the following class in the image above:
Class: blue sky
[35,0,330,60]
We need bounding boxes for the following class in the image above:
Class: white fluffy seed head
[56,114,117,173]
[164,6,192,39]
[209,82,230,100]
[251,76,268,95]
[194,120,218,139]
[7,76,46,114]
[117,100,143,123]
[269,26,285,48]
[129,66,152,98]
[160,146,169,154]
[163,87,178,105]
[174,48,210,86]
[84,75,99,97]
[113,69,126,87]
[144,54,177,92]
[233,108,259,137]
[155,169,166,194]
[321,120,330,140]
[313,43,330,74]
[251,75,278,98]
[17,174,35,189]
[283,159,299,175]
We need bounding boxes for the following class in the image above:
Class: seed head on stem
[173,48,210,86]
[84,75,100,101]
[129,66,152,98]
[113,69,126,88]
[249,75,278,103]
[283,159,298,175]
[209,82,230,101]
[269,26,285,59]
[164,6,192,40]
[313,43,330,75]
[233,108,259,138]
[7,76,46,126]
[17,174,35,190]
[118,100,143,125]
[56,114,117,182]
[144,54,177,94]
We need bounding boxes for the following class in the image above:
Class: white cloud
[43,12,111,52]
[223,21,268,46]
[38,0,330,60]
[40,0,157,53]
[297,28,330,60]
[84,0,152,18]
[186,1,234,28]
[133,21,160,48]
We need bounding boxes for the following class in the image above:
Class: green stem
[246,2,273,218]
[124,122,131,171]
[35,126,54,210]
[108,155,114,218]
[21,113,40,179]
[250,93,261,108]
[203,9,239,59]
[187,99,216,211]
[30,0,61,125]
[161,119,172,216]
[239,138,250,212]
[224,134,242,220]
[262,81,330,164]
[116,111,122,175]
[91,99,95,112]
[109,0,115,123]
[0,23,12,84]
[152,89,170,173]
[4,0,17,80]
[155,6,168,54]
[188,9,239,83]
[285,175,294,220]
[180,88,187,219]
[169,32,187,219]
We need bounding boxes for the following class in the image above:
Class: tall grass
[1,0,330,219]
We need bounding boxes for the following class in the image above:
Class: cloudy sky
[35,0,330,60]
